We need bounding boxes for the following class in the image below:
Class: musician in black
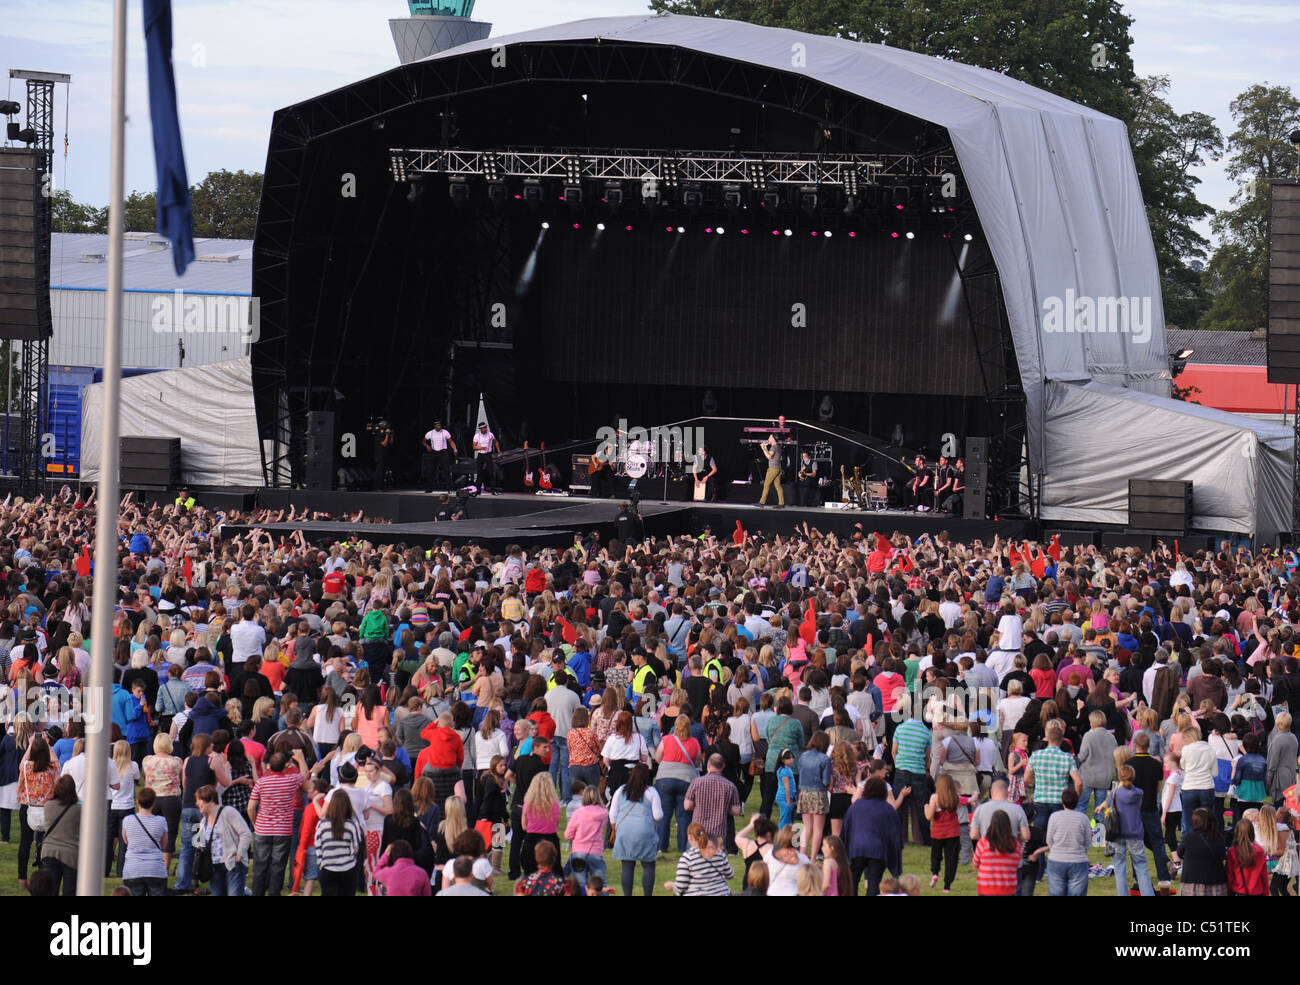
[905,453,931,511]
[932,454,954,512]
[795,450,819,507]
[691,445,718,502]
[943,457,966,515]
[373,419,395,490]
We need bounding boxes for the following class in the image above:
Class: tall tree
[189,169,262,239]
[124,190,157,233]
[49,190,107,234]
[1200,84,1300,333]
[1129,76,1220,328]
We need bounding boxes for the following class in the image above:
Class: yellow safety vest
[632,663,656,694]
[175,495,195,510]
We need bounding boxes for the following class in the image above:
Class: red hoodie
[414,723,465,774]
[866,534,891,574]
[733,520,746,546]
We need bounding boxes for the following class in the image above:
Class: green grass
[2,788,1176,896]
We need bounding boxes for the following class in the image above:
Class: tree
[49,190,107,234]
[1128,76,1220,328]
[1200,84,1300,333]
[190,169,262,239]
[124,190,157,233]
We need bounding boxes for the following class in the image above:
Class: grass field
[1,785,1175,897]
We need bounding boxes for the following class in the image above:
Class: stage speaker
[1267,180,1300,383]
[0,148,53,341]
[120,436,180,488]
[1128,478,1192,534]
[964,436,988,519]
[305,411,334,490]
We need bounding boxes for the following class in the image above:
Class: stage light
[705,227,713,234]
[596,222,606,231]
[541,221,551,229]
[1174,348,1195,360]
[625,224,633,231]
[895,203,905,210]
[905,231,915,240]
[716,226,725,235]
[848,231,856,238]
[740,228,749,235]
[761,191,781,210]
[486,181,508,206]
[0,100,20,116]
[604,182,624,207]
[799,185,818,212]
[783,229,792,237]
[448,178,470,203]
[677,226,685,234]
[823,231,832,238]
[810,231,819,237]
[563,184,583,204]
[963,233,973,242]
[572,222,581,229]
[722,184,743,209]
[891,232,900,239]
[667,225,675,232]
[683,186,704,209]
[523,181,544,204]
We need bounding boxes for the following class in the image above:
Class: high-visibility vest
[704,657,724,683]
[632,663,656,694]
[175,495,195,510]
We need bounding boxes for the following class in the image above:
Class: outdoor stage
[215,487,1026,551]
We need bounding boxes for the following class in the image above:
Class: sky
[2,0,1298,250]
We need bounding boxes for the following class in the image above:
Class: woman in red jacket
[1226,819,1268,896]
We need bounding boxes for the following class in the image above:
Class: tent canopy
[1042,381,1291,540]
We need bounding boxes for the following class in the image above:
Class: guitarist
[691,445,718,502]
[796,450,819,507]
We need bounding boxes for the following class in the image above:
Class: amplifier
[571,454,593,491]
[1128,479,1193,534]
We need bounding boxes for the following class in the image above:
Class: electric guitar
[523,441,534,488]
[539,441,553,490]
[851,466,864,506]
[840,465,850,503]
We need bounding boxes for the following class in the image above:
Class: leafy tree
[49,190,106,234]
[1200,84,1300,333]
[190,169,262,239]
[124,190,157,233]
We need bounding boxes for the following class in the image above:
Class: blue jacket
[110,683,135,734]
[840,797,903,874]
[566,650,592,689]
[187,695,224,737]
[122,689,150,744]
[129,532,151,555]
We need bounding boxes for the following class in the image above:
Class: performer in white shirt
[422,419,457,492]
[472,422,501,493]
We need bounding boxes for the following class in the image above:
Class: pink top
[523,801,561,834]
[823,859,841,897]
[564,804,610,855]
[373,855,431,896]
[356,704,387,750]
[660,736,700,764]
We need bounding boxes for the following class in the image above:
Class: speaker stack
[1128,479,1193,535]
[120,436,181,489]
[964,436,988,519]
[1267,180,1300,383]
[305,411,335,490]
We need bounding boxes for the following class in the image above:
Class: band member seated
[932,454,954,512]
[905,453,931,511]
[692,446,718,502]
[943,457,966,514]
[758,433,784,507]
[795,450,819,507]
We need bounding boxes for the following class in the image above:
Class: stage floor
[219,487,1026,550]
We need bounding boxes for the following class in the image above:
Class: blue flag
[143,0,195,276]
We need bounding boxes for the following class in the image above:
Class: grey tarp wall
[1041,381,1292,541]
[81,355,262,487]
[403,13,1173,470]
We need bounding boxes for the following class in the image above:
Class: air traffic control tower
[390,0,492,64]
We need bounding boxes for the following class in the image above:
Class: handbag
[193,807,223,883]
[607,800,634,848]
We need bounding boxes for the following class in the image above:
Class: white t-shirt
[230,620,267,665]
[361,779,393,833]
[62,754,121,802]
[995,613,1023,651]
[425,428,452,451]
[112,761,140,810]
[472,430,494,454]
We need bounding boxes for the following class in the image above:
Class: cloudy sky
[3,0,1297,247]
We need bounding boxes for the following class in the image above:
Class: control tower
[390,0,492,65]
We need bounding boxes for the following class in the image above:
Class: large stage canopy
[401,14,1173,464]
[256,13,1292,537]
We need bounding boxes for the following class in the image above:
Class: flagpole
[76,0,127,896]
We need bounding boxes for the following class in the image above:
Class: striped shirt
[892,720,931,773]
[1028,745,1078,805]
[973,839,1020,895]
[249,770,304,837]
[314,816,366,872]
[683,772,741,844]
[672,846,734,896]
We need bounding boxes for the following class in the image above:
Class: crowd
[3,486,1300,899]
